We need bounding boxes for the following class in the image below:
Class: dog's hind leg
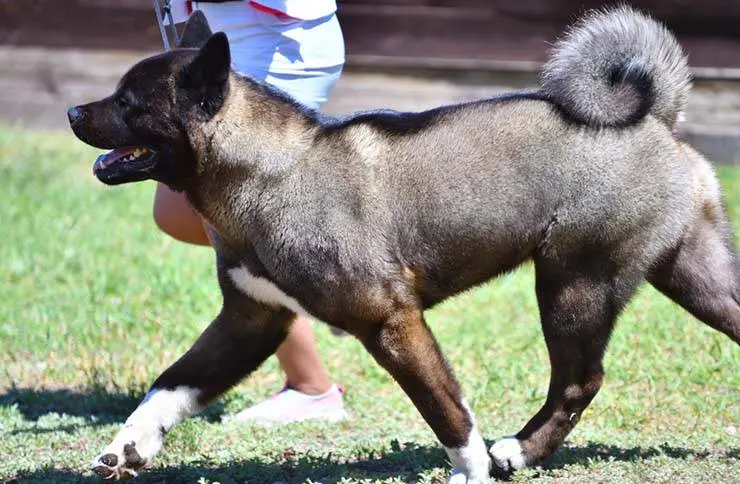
[359,306,491,484]
[490,258,642,474]
[91,260,295,480]
[648,208,740,344]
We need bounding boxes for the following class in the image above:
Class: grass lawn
[0,126,738,483]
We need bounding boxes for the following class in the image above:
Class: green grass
[0,126,738,483]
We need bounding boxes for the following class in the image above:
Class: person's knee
[152,198,178,237]
[152,186,210,245]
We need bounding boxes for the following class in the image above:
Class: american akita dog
[68,6,739,482]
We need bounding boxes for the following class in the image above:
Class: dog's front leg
[91,273,295,480]
[360,307,491,483]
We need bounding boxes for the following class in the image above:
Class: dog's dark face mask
[67,32,231,190]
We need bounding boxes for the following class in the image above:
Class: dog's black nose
[67,106,85,125]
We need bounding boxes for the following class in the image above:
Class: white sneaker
[228,384,348,426]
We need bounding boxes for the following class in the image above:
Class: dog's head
[68,12,230,190]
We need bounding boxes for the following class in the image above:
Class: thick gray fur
[69,5,739,481]
[541,5,692,129]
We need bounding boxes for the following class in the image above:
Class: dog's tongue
[92,148,136,173]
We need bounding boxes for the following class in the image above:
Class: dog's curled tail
[540,6,691,130]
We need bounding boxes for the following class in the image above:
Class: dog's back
[298,4,697,303]
[308,96,693,305]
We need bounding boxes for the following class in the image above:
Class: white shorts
[192,2,345,110]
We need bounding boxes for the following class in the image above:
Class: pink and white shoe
[228,384,348,426]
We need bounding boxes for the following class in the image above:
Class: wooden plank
[1,0,738,68]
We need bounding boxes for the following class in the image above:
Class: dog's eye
[116,94,136,109]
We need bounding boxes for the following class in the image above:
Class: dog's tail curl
[540,6,691,130]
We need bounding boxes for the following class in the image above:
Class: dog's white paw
[489,437,527,473]
[443,400,491,483]
[91,422,163,480]
[91,386,202,479]
[446,468,490,484]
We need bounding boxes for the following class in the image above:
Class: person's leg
[153,183,210,246]
[152,184,337,389]
[230,315,346,425]
[151,2,347,424]
[276,316,332,394]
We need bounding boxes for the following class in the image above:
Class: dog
[68,6,739,482]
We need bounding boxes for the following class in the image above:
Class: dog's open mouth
[93,147,158,185]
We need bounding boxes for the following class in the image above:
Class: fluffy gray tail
[540,6,691,129]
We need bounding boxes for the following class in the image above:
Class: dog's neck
[197,75,317,170]
[183,75,319,243]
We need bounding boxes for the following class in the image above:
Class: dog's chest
[227,265,312,317]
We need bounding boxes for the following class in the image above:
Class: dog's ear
[183,32,230,86]
[180,32,231,95]
[179,32,231,115]
[178,10,213,48]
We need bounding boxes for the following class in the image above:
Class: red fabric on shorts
[248,1,292,19]
[185,1,291,19]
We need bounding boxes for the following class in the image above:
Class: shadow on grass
[547,441,740,469]
[0,444,445,484]
[6,440,739,483]
[0,386,225,433]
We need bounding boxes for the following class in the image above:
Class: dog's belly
[227,265,314,318]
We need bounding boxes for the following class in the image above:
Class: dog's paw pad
[91,446,142,481]
[123,443,146,468]
[489,437,526,474]
[99,453,118,467]
[91,462,117,480]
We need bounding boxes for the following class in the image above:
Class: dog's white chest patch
[227,265,311,317]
